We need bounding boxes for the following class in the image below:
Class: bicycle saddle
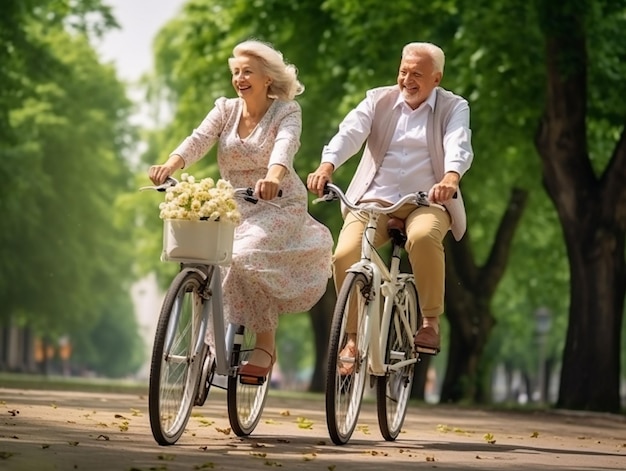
[387,217,407,247]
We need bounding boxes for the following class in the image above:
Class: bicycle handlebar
[312,182,434,214]
[140,176,282,207]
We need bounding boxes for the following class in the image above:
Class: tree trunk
[411,354,431,401]
[535,1,626,412]
[308,280,335,392]
[440,188,528,403]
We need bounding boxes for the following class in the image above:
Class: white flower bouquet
[160,173,240,265]
[159,173,241,224]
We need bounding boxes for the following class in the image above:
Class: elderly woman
[149,40,333,385]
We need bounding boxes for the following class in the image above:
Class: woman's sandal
[238,347,275,386]
[338,342,357,376]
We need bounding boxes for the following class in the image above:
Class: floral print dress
[171,97,333,332]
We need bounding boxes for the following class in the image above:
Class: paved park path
[0,387,624,470]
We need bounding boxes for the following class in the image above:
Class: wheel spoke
[376,280,419,441]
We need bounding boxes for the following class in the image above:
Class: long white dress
[171,97,333,332]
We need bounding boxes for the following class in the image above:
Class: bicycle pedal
[415,346,439,356]
[239,375,265,386]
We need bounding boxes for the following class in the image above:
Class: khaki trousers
[333,204,451,333]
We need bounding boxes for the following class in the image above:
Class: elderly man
[307,42,473,362]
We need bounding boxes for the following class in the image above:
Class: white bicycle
[314,183,439,445]
[142,177,279,445]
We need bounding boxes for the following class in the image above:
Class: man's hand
[307,162,335,197]
[428,171,459,204]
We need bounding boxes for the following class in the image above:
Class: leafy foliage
[138,0,626,397]
[0,0,144,377]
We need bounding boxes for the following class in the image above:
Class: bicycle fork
[198,267,241,377]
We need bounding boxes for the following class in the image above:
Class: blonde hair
[402,42,445,75]
[229,40,304,100]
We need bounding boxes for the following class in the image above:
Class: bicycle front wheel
[148,269,208,445]
[326,271,371,445]
[227,325,271,436]
[376,279,420,441]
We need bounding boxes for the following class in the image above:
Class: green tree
[0,1,144,377]
[534,0,626,411]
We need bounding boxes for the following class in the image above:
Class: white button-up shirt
[322,88,472,204]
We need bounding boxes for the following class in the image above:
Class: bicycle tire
[376,279,420,441]
[148,268,209,445]
[325,271,372,445]
[227,324,271,436]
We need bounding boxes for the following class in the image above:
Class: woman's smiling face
[230,55,270,99]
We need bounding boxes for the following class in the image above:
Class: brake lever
[241,188,282,207]
[139,176,179,192]
[312,189,337,205]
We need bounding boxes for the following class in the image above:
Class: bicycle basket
[162,219,235,265]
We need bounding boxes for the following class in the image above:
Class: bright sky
[96,0,187,83]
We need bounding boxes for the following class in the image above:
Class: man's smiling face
[397,52,442,110]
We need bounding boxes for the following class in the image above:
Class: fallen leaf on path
[364,450,388,456]
[296,417,313,429]
[531,431,539,438]
[483,433,496,444]
[215,427,231,435]
[194,463,215,469]
[263,460,282,467]
[356,424,370,435]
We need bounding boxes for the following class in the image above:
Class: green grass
[0,372,148,395]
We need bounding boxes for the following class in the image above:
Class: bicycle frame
[144,179,276,379]
[348,211,418,377]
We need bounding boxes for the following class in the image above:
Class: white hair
[229,40,304,100]
[402,42,445,75]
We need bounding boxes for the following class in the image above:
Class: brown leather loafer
[413,326,440,354]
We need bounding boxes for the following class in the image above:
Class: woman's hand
[148,155,184,185]
[255,177,281,200]
[256,164,286,200]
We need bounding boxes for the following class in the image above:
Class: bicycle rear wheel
[376,279,419,441]
[149,268,208,445]
[227,325,271,436]
[326,271,371,445]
